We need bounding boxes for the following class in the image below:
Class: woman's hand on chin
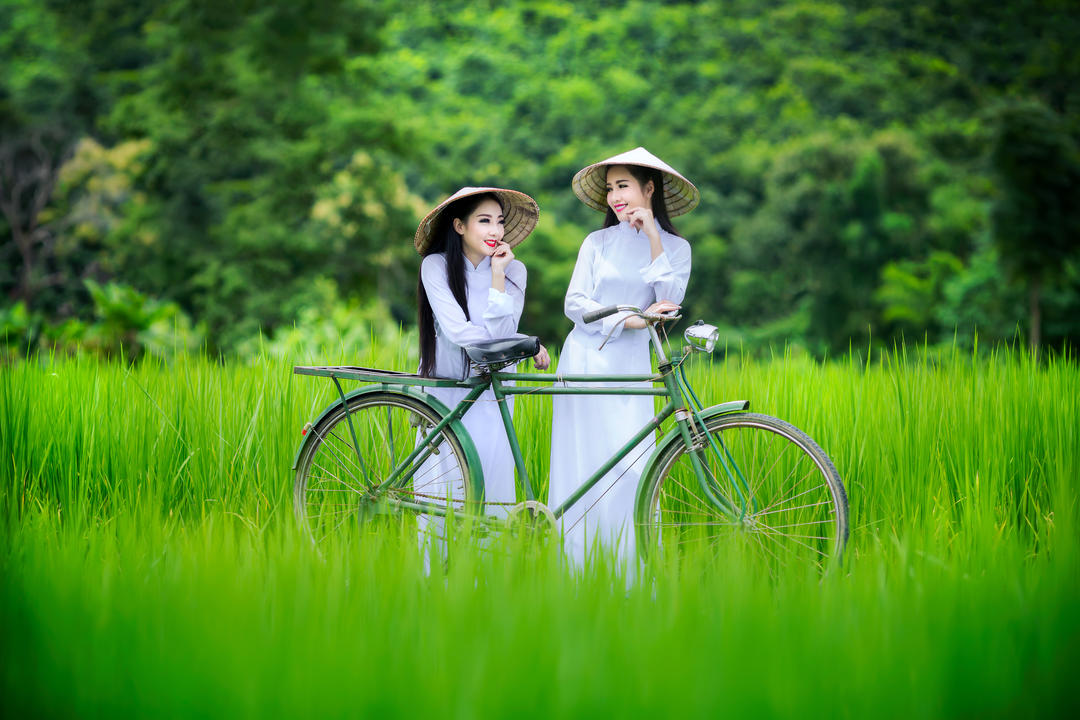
[490,242,514,275]
[625,207,660,240]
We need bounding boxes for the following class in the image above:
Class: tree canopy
[2,0,1078,359]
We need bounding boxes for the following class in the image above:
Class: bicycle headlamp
[684,321,719,353]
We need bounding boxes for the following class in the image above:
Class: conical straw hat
[414,186,539,255]
[572,146,700,217]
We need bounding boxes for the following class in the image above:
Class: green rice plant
[1,342,1077,716]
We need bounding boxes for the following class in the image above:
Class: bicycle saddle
[464,336,540,365]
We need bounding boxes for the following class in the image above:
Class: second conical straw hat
[572,146,700,217]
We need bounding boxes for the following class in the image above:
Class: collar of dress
[466,255,492,272]
[615,219,663,237]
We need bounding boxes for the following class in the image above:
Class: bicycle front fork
[676,409,758,521]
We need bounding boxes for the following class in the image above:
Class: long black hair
[417,192,503,377]
[602,164,679,236]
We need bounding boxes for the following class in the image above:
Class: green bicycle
[292,306,849,572]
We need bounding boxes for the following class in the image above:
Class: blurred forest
[2,0,1079,361]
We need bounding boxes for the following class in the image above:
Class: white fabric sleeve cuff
[601,310,633,340]
[639,251,674,284]
[483,287,515,319]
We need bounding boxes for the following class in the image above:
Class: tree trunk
[15,228,35,306]
[0,130,66,307]
[1028,276,1041,360]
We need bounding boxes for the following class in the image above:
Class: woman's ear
[643,179,655,203]
[453,217,466,235]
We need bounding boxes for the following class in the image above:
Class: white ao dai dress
[548,220,691,567]
[417,253,525,546]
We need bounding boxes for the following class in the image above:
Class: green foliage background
[2,0,1080,357]
[5,6,1080,713]
[2,345,1077,715]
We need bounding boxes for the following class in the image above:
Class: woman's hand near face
[625,206,663,259]
[490,242,514,275]
[490,242,513,292]
[532,343,550,370]
[625,206,659,237]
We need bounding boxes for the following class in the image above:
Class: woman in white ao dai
[413,187,548,548]
[549,148,699,568]
[419,250,526,502]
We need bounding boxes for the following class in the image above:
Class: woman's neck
[463,249,487,268]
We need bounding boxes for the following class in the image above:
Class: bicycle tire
[636,412,849,573]
[293,391,478,546]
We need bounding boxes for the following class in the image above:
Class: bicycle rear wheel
[637,412,848,573]
[293,391,478,546]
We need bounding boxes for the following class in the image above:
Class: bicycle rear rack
[293,365,480,388]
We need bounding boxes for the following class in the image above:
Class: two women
[413,148,697,568]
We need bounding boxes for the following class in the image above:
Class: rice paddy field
[2,341,1077,717]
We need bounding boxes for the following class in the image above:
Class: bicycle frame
[295,342,749,527]
[294,308,850,569]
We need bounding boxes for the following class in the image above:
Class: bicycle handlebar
[582,305,622,324]
[583,305,682,325]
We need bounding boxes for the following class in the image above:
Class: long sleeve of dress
[421,255,526,346]
[550,222,693,569]
[564,235,634,340]
[482,262,527,335]
[639,240,692,305]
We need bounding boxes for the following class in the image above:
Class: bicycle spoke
[763,455,812,510]
[406,444,455,484]
[750,527,787,564]
[699,450,741,510]
[662,458,742,520]
[754,525,830,558]
[755,490,829,517]
[319,427,368,483]
[758,468,825,512]
[653,504,727,519]
[387,405,396,469]
[295,395,477,547]
[748,429,793,500]
[753,533,823,573]
[409,463,466,497]
[670,527,738,547]
[641,414,847,573]
[649,520,739,529]
[664,473,718,514]
[754,526,832,542]
[761,518,836,529]
[309,459,365,495]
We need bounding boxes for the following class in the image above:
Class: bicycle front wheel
[637,412,848,573]
[293,391,478,546]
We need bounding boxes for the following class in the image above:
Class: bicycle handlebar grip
[582,305,620,324]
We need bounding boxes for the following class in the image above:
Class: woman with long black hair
[549,148,698,569]
[414,187,549,542]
